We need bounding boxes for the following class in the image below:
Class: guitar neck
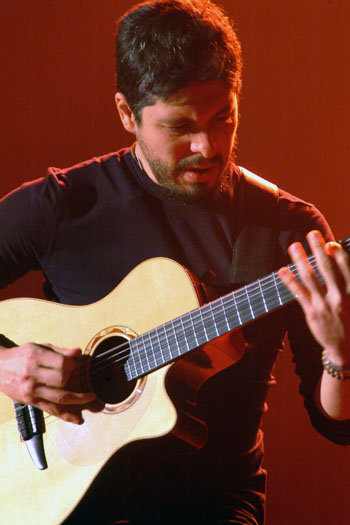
[125,236,350,381]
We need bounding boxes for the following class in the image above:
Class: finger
[278,266,310,308]
[327,242,350,293]
[38,344,81,369]
[36,345,86,392]
[33,365,72,388]
[33,399,85,425]
[306,231,341,292]
[49,345,83,359]
[33,385,96,406]
[287,241,323,296]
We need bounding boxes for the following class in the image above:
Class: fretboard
[125,236,350,381]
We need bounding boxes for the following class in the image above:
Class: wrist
[323,346,350,368]
[322,350,350,380]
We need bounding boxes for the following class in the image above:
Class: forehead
[142,80,236,122]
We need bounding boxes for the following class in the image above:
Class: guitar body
[0,258,244,525]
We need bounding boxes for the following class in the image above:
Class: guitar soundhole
[89,335,137,405]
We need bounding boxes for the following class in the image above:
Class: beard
[136,137,236,205]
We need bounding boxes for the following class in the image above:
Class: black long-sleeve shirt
[1,148,349,522]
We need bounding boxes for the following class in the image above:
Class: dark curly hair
[116,0,242,123]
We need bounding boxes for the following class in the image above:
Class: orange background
[1,1,350,523]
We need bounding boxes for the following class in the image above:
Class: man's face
[134,80,238,203]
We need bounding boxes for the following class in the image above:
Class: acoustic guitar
[0,243,347,524]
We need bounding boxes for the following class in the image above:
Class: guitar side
[0,258,201,525]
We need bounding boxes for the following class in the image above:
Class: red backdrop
[1,1,350,523]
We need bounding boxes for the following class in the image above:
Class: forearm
[319,370,350,420]
[318,349,350,420]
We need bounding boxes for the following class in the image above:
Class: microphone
[14,402,48,470]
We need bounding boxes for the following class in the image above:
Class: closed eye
[213,112,234,124]
[165,122,192,134]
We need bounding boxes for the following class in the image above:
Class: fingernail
[278,267,289,277]
[289,242,301,254]
[327,241,341,256]
[308,230,322,242]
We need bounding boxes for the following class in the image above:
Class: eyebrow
[159,104,234,125]
[214,104,234,115]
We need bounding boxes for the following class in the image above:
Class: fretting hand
[278,230,350,367]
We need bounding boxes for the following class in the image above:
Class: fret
[189,310,208,346]
[273,273,283,306]
[150,327,171,364]
[198,306,210,344]
[143,332,157,370]
[246,282,265,318]
[169,319,182,356]
[200,304,219,340]
[245,286,255,319]
[175,314,196,355]
[208,303,220,337]
[209,298,229,336]
[142,335,152,371]
[188,313,200,347]
[234,288,254,324]
[258,279,268,313]
[126,340,140,378]
[181,313,198,349]
[218,296,231,332]
[131,336,146,376]
[124,353,133,380]
[155,327,166,366]
[132,333,153,373]
[172,317,187,355]
[227,293,242,328]
[280,282,294,305]
[261,275,279,311]
[161,323,180,360]
[205,304,220,338]
[138,334,151,374]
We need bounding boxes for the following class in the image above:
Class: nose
[190,131,217,159]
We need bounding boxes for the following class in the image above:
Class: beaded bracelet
[321,350,350,380]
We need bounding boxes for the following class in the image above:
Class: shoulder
[233,164,333,242]
[0,148,136,245]
[1,149,130,204]
[21,149,135,214]
[277,187,333,242]
[45,148,132,192]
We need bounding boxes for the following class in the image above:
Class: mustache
[176,153,223,170]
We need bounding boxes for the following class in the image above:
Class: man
[1,1,350,523]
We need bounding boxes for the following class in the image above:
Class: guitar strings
[67,243,337,385]
[74,245,339,381]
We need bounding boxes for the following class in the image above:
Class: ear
[115,92,137,133]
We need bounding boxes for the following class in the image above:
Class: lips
[182,165,215,183]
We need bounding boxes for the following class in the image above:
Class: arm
[279,230,350,420]
[0,176,96,423]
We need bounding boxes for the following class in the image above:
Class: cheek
[217,128,237,160]
[218,125,236,145]
[164,139,190,164]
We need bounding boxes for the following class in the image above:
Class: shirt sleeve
[282,199,350,444]
[0,171,63,288]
